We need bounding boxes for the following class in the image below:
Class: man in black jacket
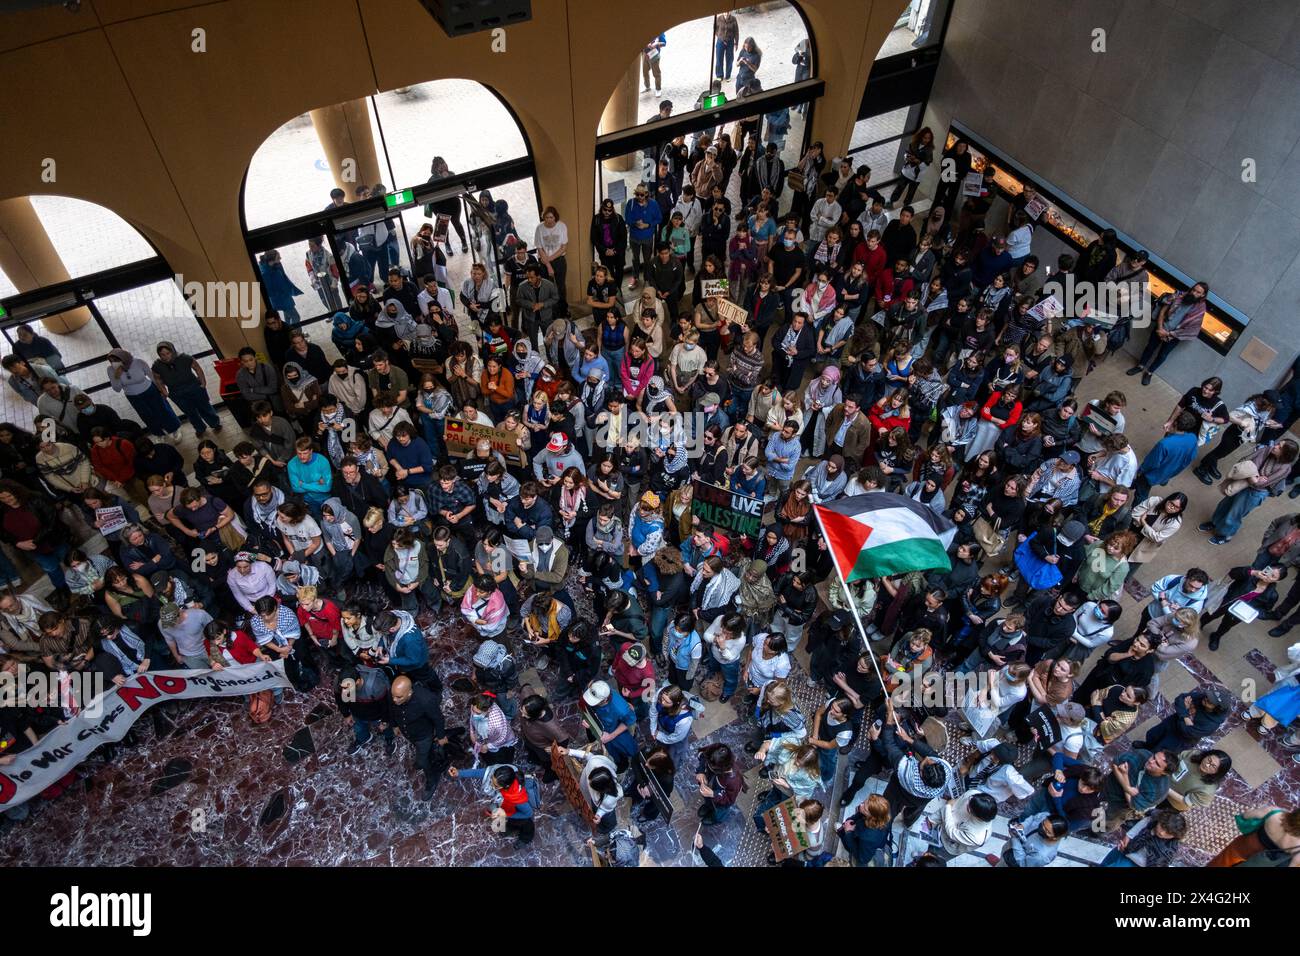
[647,243,685,318]
[1023,588,1084,665]
[332,456,388,519]
[770,311,818,392]
[385,675,448,800]
[590,199,628,287]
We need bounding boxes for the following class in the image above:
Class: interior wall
[0,0,906,356]
[920,0,1300,398]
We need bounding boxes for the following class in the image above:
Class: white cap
[582,680,611,707]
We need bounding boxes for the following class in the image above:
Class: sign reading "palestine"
[691,480,764,538]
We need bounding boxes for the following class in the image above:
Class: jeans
[630,238,653,281]
[1101,849,1136,867]
[127,385,182,437]
[772,611,808,653]
[649,605,672,655]
[714,38,735,78]
[0,546,19,584]
[1211,487,1268,540]
[752,786,789,833]
[31,544,70,590]
[703,654,741,699]
[817,745,839,785]
[169,384,222,435]
[602,346,626,380]
[1136,333,1177,373]
[727,386,753,422]
[354,718,395,746]
[549,255,568,317]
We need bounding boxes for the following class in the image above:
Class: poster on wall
[962,170,984,197]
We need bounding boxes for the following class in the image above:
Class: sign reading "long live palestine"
[691,480,763,538]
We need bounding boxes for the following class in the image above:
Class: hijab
[737,559,777,617]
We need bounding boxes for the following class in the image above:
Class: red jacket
[980,391,1023,430]
[499,779,530,817]
[207,628,259,665]
[872,270,914,311]
[90,437,136,484]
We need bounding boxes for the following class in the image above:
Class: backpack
[286,655,320,692]
[350,580,389,617]
[522,774,541,810]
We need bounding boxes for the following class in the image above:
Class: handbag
[1220,459,1259,497]
[1013,533,1063,591]
[698,669,724,702]
[248,689,274,724]
[1197,420,1221,447]
[972,515,1007,556]
[786,169,806,192]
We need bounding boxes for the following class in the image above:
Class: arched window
[594,1,824,272]
[0,196,215,426]
[242,79,539,333]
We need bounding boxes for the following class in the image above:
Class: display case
[942,126,1243,352]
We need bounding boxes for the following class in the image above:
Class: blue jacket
[504,496,554,539]
[1138,431,1197,485]
[287,453,333,505]
[624,198,663,242]
[331,312,368,348]
[589,695,637,759]
[389,621,429,670]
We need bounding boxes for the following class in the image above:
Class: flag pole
[812,505,899,732]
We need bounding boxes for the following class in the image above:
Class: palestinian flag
[814,492,955,582]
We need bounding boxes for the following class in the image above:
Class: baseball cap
[582,680,611,706]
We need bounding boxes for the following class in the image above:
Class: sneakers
[1209,536,1229,545]
[347,740,367,755]
[1197,522,1215,533]
[1125,366,1144,377]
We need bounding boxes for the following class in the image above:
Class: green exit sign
[702,92,727,109]
[385,188,415,209]
[0,306,6,320]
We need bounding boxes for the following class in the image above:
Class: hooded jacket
[319,496,361,554]
[386,610,428,671]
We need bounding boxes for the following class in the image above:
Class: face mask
[817,281,827,289]
[684,344,696,351]
[783,239,796,248]
[81,404,95,413]
[1095,606,1107,621]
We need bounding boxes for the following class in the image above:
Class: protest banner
[761,795,810,861]
[0,662,292,809]
[717,298,747,325]
[691,480,764,538]
[700,278,729,300]
[443,418,527,466]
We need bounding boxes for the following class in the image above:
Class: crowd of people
[1,128,1299,869]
